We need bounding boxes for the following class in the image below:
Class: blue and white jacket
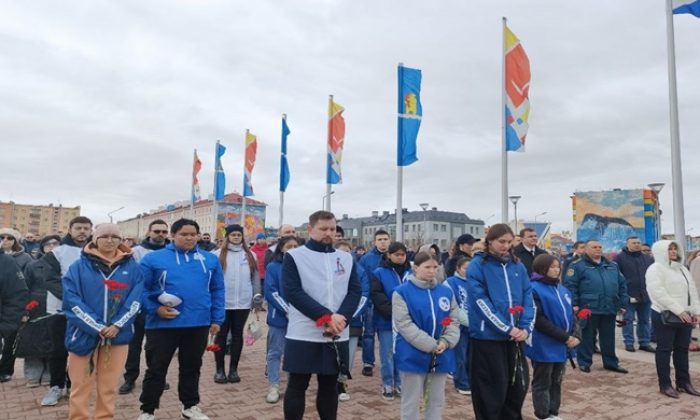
[348,263,369,331]
[370,260,411,331]
[526,273,576,363]
[445,274,469,328]
[140,243,225,330]
[63,245,143,356]
[392,275,460,374]
[467,252,535,341]
[265,258,289,329]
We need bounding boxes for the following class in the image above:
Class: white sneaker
[266,385,280,403]
[41,386,64,406]
[457,388,472,395]
[137,413,155,420]
[181,406,210,420]
[338,391,350,401]
[548,416,562,420]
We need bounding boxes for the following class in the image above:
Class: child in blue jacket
[264,236,299,404]
[445,256,471,395]
[526,254,580,420]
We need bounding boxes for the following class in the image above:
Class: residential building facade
[0,201,81,237]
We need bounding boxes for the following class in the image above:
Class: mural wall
[217,202,266,240]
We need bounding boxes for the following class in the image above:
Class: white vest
[46,244,83,314]
[213,246,254,310]
[286,246,353,343]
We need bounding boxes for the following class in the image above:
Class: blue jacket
[140,244,225,329]
[265,259,288,329]
[394,280,456,373]
[445,274,469,327]
[349,263,369,329]
[525,274,575,363]
[62,248,144,356]
[371,263,411,331]
[359,247,384,280]
[466,252,535,341]
[564,255,629,314]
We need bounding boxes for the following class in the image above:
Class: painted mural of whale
[578,213,639,251]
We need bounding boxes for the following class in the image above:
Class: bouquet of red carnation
[421,317,453,412]
[315,313,336,338]
[206,334,221,352]
[508,306,526,387]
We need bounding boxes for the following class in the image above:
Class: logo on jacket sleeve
[439,296,450,312]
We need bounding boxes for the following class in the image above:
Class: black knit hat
[456,234,477,246]
[225,224,244,235]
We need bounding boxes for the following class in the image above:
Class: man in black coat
[0,253,28,382]
[614,236,655,353]
[513,228,547,276]
[445,234,476,277]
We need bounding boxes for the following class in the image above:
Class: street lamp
[509,196,521,234]
[534,211,547,222]
[419,203,429,245]
[648,183,665,241]
[107,206,125,223]
[322,191,335,210]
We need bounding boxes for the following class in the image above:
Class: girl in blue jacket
[445,256,472,395]
[393,251,460,420]
[263,235,299,404]
[466,223,535,420]
[62,224,143,420]
[526,254,580,420]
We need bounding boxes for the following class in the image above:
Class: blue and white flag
[673,0,700,17]
[214,142,226,201]
[397,65,422,166]
[280,117,291,192]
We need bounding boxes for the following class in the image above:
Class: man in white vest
[282,211,361,420]
[41,216,92,406]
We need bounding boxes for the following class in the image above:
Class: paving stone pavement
[2,324,700,420]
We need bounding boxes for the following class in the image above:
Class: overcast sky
[2,1,699,235]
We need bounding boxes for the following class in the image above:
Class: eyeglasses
[98,235,122,241]
[0,236,15,240]
[152,230,168,234]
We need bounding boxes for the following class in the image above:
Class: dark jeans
[214,309,249,372]
[139,327,209,414]
[577,314,618,369]
[0,330,18,376]
[123,312,146,383]
[283,373,338,420]
[531,362,565,419]
[361,305,375,367]
[453,326,471,391]
[652,310,693,388]
[623,301,652,346]
[48,315,70,388]
[470,339,529,420]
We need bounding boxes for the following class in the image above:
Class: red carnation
[441,317,452,327]
[315,314,333,328]
[577,308,593,319]
[104,280,129,290]
[206,344,222,352]
[508,305,525,315]
[25,300,40,311]
[112,294,123,301]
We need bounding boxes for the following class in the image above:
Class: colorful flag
[243,132,257,197]
[214,142,226,201]
[673,0,700,16]
[280,117,291,192]
[326,99,345,184]
[397,65,423,166]
[192,149,202,203]
[504,25,531,152]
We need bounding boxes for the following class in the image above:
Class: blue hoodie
[467,252,535,341]
[140,243,225,329]
[265,259,288,329]
[63,247,144,356]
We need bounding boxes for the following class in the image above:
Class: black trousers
[48,314,70,388]
[470,339,529,420]
[123,312,146,383]
[652,310,693,388]
[0,330,18,376]
[578,314,618,369]
[139,327,209,414]
[214,309,249,372]
[531,362,565,420]
[283,373,338,420]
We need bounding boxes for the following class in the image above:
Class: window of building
[412,224,416,232]
[404,224,409,232]
[417,224,421,232]
[433,223,439,231]
[470,226,474,234]
[441,224,447,232]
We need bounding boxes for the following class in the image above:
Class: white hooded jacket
[645,240,700,316]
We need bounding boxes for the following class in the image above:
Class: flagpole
[396,63,404,242]
[279,114,286,227]
[501,17,509,224]
[191,148,196,219]
[212,141,220,239]
[241,129,248,230]
[665,0,687,251]
[325,95,333,212]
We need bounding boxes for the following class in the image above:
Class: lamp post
[107,206,125,224]
[419,203,429,246]
[322,191,335,210]
[509,196,521,234]
[648,183,665,241]
[534,211,547,222]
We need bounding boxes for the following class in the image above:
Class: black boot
[214,353,227,384]
[228,363,240,383]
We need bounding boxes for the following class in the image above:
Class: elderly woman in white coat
[646,240,700,399]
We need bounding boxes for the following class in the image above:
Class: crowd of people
[0,214,699,420]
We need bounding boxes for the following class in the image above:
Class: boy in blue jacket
[137,219,225,420]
